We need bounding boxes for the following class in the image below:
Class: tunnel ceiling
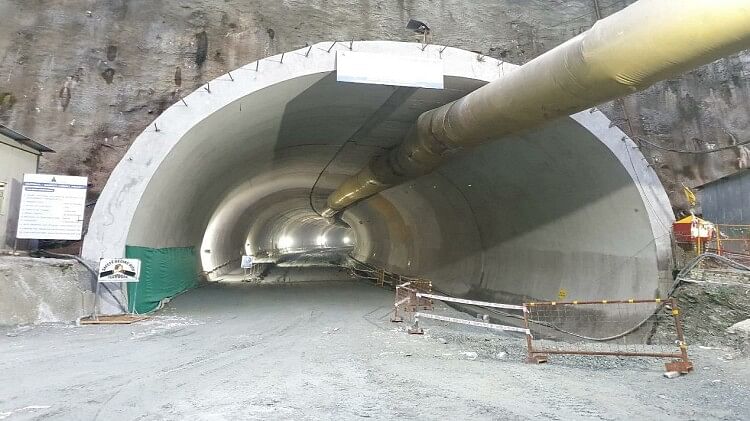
[84,41,674,304]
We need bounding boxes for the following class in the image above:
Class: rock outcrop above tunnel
[0,0,748,213]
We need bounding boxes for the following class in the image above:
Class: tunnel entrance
[82,41,673,314]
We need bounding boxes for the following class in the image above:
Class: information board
[16,174,88,240]
[241,255,253,269]
[98,258,141,283]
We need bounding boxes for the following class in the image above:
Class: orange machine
[673,214,715,253]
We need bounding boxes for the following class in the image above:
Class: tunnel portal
[82,41,673,313]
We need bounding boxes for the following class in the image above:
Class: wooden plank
[79,314,149,325]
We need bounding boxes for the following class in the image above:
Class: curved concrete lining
[347,112,674,301]
[83,41,674,306]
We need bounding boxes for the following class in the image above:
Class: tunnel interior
[83,42,673,313]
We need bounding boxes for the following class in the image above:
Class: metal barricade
[674,224,750,268]
[412,292,529,336]
[706,224,750,266]
[392,286,529,336]
[523,298,693,373]
[391,280,433,327]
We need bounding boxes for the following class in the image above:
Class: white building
[0,124,53,250]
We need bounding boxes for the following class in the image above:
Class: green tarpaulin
[125,245,199,313]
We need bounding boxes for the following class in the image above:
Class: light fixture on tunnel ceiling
[342,236,351,245]
[406,19,430,34]
[278,235,294,249]
[406,19,430,45]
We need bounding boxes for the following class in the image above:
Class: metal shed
[0,124,54,250]
[698,169,750,224]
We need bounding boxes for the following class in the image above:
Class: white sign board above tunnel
[336,51,444,89]
[16,174,88,240]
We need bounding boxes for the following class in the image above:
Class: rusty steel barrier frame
[392,288,529,336]
[376,268,386,287]
[673,224,750,268]
[523,298,693,373]
[391,280,433,328]
[412,312,530,335]
[704,224,750,266]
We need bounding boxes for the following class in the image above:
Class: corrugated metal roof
[0,123,55,153]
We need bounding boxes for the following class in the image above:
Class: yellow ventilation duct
[322,0,750,217]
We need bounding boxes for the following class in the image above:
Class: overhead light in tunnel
[278,235,294,249]
[406,18,430,44]
[406,19,430,34]
[342,236,351,245]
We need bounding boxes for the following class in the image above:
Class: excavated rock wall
[1,0,749,213]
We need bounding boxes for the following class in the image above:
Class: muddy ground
[1,277,749,420]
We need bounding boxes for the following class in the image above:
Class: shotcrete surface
[1,279,748,420]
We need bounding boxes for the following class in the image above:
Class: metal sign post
[241,255,253,280]
[94,258,141,319]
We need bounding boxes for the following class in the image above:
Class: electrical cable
[344,244,704,342]
[547,0,628,28]
[308,143,353,217]
[623,138,672,232]
[308,87,411,217]
[34,250,129,313]
[636,136,750,154]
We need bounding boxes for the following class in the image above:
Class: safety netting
[125,245,199,313]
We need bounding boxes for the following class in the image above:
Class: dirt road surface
[1,279,749,420]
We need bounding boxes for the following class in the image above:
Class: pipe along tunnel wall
[82,41,673,313]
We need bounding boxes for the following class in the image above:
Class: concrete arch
[83,41,673,310]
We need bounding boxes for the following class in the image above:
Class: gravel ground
[1,278,749,420]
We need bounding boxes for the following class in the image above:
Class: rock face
[726,319,750,354]
[0,0,748,212]
[674,283,750,352]
[726,319,750,337]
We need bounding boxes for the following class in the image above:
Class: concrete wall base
[0,256,95,325]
